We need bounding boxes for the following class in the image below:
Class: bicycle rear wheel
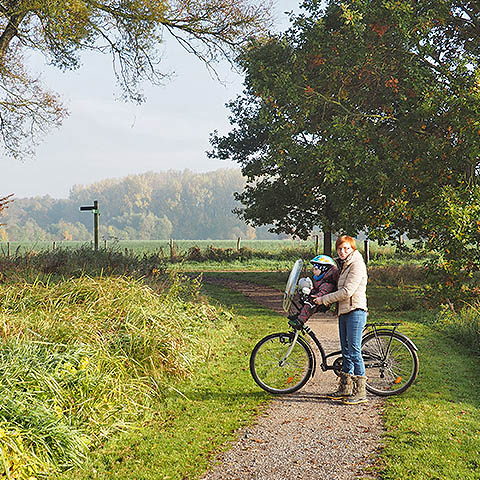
[362,330,418,396]
[250,332,313,394]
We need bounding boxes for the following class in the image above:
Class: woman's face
[337,242,354,260]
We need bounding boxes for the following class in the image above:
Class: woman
[315,235,368,405]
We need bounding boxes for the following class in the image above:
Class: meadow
[0,237,411,254]
[0,243,478,479]
[1,239,318,255]
[0,238,419,272]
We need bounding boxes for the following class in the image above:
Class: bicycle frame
[291,321,418,382]
[251,267,419,396]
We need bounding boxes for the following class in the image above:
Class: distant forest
[1,169,284,241]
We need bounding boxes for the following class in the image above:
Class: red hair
[335,235,357,251]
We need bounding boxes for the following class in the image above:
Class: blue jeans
[339,309,367,376]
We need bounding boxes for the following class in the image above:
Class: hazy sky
[2,1,300,199]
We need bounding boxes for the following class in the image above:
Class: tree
[49,220,91,241]
[209,15,391,251]
[210,0,480,286]
[0,193,12,225]
[422,183,480,304]
[0,0,273,158]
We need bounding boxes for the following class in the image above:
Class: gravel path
[201,277,384,480]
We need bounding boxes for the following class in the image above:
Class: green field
[1,238,318,254]
[0,239,416,276]
[0,238,407,262]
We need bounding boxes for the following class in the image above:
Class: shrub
[368,264,426,286]
[421,184,480,307]
[435,302,480,354]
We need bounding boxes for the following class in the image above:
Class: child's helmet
[310,255,336,267]
[310,255,336,275]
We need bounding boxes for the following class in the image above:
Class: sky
[2,1,301,199]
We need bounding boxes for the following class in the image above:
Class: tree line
[1,169,283,242]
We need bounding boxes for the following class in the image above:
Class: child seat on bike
[288,255,339,329]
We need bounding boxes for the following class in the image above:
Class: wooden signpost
[80,200,99,251]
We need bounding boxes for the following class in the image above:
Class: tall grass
[0,240,423,271]
[0,274,236,478]
[0,246,167,283]
[434,301,480,354]
[1,239,318,256]
[368,264,426,286]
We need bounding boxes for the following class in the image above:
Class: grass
[177,258,296,272]
[202,271,480,480]
[0,245,168,283]
[433,302,480,354]
[365,280,480,480]
[0,274,240,478]
[0,238,367,254]
[1,252,478,479]
[380,323,480,479]
[60,269,480,480]
[0,239,423,268]
[59,283,284,480]
[0,239,316,254]
[202,270,289,288]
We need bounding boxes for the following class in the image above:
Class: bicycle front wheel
[362,330,418,396]
[250,332,313,394]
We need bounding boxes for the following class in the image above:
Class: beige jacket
[320,249,367,315]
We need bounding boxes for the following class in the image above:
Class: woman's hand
[313,296,324,305]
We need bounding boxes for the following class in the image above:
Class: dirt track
[200,277,383,480]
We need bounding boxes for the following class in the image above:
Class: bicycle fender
[391,330,418,351]
[293,332,316,380]
[404,336,418,351]
[366,329,418,351]
[303,335,317,379]
[310,342,317,379]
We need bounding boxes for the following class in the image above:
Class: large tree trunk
[323,230,332,257]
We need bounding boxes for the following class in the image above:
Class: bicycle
[249,260,419,396]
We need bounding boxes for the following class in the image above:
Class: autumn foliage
[210,0,480,304]
[0,0,273,158]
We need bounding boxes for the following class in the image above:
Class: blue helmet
[310,255,336,267]
[310,255,336,277]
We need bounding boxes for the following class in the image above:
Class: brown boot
[323,372,353,400]
[343,376,368,405]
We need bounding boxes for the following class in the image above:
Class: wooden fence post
[364,239,370,265]
[237,237,241,251]
[7,242,10,258]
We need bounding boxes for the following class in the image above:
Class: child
[288,255,338,329]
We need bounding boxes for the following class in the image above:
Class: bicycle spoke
[250,333,313,394]
[362,331,418,396]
